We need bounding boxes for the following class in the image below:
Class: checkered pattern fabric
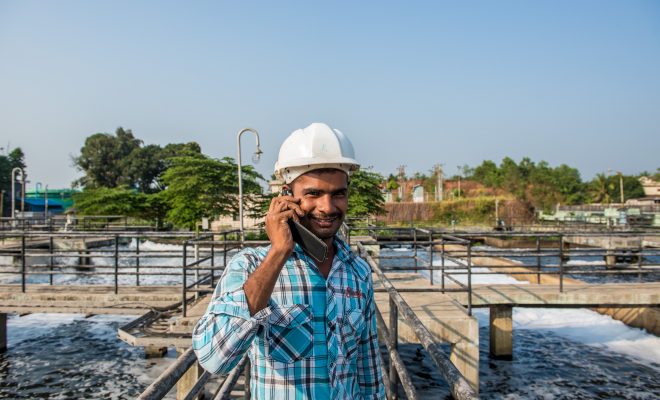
[192,236,385,399]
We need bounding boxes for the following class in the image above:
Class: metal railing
[358,242,479,400]
[136,224,659,400]
[0,215,160,232]
[0,231,196,293]
[180,229,269,317]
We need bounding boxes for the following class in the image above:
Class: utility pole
[456,166,462,199]
[397,165,406,201]
[433,164,444,201]
[608,169,625,204]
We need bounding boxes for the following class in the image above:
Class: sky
[1,0,659,189]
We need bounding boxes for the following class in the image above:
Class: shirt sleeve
[357,273,386,399]
[192,248,272,375]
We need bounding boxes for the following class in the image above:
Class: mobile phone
[281,188,328,263]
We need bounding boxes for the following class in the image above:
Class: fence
[2,225,658,399]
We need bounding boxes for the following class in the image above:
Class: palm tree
[589,173,614,204]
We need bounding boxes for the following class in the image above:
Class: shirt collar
[291,235,369,281]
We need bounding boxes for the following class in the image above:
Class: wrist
[268,245,292,263]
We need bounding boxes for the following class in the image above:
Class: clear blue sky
[1,0,659,189]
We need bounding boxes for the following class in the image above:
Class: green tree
[160,155,263,229]
[611,174,644,202]
[348,168,386,217]
[471,160,501,187]
[73,127,202,193]
[73,127,142,188]
[72,186,146,216]
[588,173,615,203]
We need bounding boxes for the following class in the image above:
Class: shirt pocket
[266,304,314,363]
[338,308,366,360]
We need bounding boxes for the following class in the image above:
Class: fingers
[268,196,305,218]
[280,209,300,223]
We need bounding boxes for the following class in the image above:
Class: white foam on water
[511,308,660,367]
[6,313,136,346]
[468,275,660,368]
[422,257,527,285]
[566,259,604,266]
[6,313,81,346]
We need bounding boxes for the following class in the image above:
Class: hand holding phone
[276,189,328,263]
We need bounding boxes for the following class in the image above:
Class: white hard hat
[274,122,360,184]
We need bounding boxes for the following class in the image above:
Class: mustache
[306,212,343,220]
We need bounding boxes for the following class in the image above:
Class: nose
[316,194,334,215]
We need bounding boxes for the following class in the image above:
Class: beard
[301,211,345,240]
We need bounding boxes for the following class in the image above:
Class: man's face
[289,170,348,240]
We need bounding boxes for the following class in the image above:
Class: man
[192,123,385,399]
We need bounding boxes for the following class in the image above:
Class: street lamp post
[11,167,24,219]
[45,185,49,218]
[608,169,625,204]
[237,128,263,242]
[456,166,462,199]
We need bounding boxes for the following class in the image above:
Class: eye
[333,191,347,198]
[305,190,321,197]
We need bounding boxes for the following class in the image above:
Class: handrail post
[182,240,188,318]
[21,234,26,292]
[429,231,434,285]
[389,296,399,399]
[210,241,215,289]
[535,236,541,284]
[244,359,251,400]
[637,240,643,282]
[559,234,564,293]
[136,237,140,287]
[413,228,418,274]
[441,237,446,291]
[114,235,119,294]
[194,243,200,299]
[223,232,228,267]
[49,235,54,286]
[467,240,472,316]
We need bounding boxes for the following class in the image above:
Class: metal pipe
[182,241,188,317]
[243,359,251,400]
[375,307,419,400]
[389,296,399,399]
[559,235,564,293]
[137,347,198,400]
[114,235,119,294]
[467,241,472,315]
[210,242,215,288]
[536,236,541,284]
[21,234,26,292]
[49,236,54,286]
[236,128,262,243]
[136,237,140,286]
[182,371,211,400]
[429,231,434,285]
[441,238,446,290]
[214,354,249,400]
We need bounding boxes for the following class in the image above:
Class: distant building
[21,188,76,216]
[639,176,660,197]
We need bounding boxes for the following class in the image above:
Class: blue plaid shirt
[192,237,385,399]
